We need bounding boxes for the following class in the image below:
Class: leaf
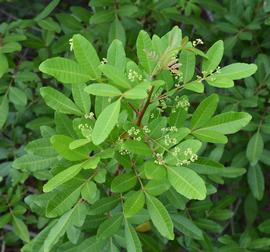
[44,208,75,252]
[97,214,123,240]
[145,179,170,196]
[258,219,270,234]
[40,87,82,115]
[72,34,101,80]
[12,216,30,243]
[180,49,195,83]
[35,0,60,21]
[51,135,88,161]
[46,177,84,217]
[85,84,122,97]
[99,64,131,89]
[9,87,27,106]
[248,238,270,249]
[13,154,58,172]
[248,164,264,201]
[206,77,234,88]
[72,83,91,114]
[144,161,166,180]
[88,196,119,215]
[39,57,91,84]
[246,132,264,165]
[81,181,97,203]
[146,193,174,240]
[192,129,228,144]
[125,219,142,252]
[0,53,8,78]
[202,40,224,74]
[202,112,252,134]
[0,95,9,129]
[123,140,152,156]
[123,84,149,100]
[124,191,145,218]
[191,94,219,129]
[109,17,126,46]
[167,166,206,200]
[171,214,203,240]
[92,99,121,145]
[111,173,137,193]
[136,31,155,74]
[216,63,257,80]
[43,163,83,192]
[107,39,126,72]
[184,80,204,93]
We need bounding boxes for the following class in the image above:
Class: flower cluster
[128,127,141,141]
[101,58,108,64]
[176,147,198,166]
[164,135,177,146]
[69,38,73,51]
[144,49,159,62]
[143,126,151,134]
[161,126,178,133]
[84,112,95,120]
[175,96,190,111]
[78,124,92,139]
[154,153,165,165]
[192,38,204,47]
[127,69,143,82]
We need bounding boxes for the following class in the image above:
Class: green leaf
[192,129,228,144]
[44,207,75,252]
[109,17,126,46]
[258,219,270,234]
[0,53,8,78]
[107,39,126,72]
[111,173,137,193]
[144,161,166,180]
[40,87,82,115]
[248,164,264,201]
[216,63,257,80]
[172,214,203,240]
[167,166,206,200]
[85,84,122,97]
[51,135,88,161]
[248,238,270,249]
[202,40,224,74]
[246,132,264,165]
[9,87,27,106]
[145,179,170,196]
[124,191,145,218]
[39,57,91,84]
[12,216,30,243]
[92,99,121,145]
[97,214,123,240]
[13,154,58,172]
[0,95,9,129]
[124,219,142,252]
[201,112,252,134]
[146,194,174,240]
[136,31,155,74]
[43,163,83,192]
[123,140,152,156]
[191,94,219,129]
[184,80,204,93]
[180,49,195,83]
[206,77,234,88]
[88,196,119,215]
[72,83,91,114]
[81,181,97,203]
[72,34,101,80]
[123,84,149,100]
[46,177,84,217]
[99,64,131,89]
[35,0,60,21]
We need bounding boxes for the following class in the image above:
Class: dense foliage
[0,1,270,251]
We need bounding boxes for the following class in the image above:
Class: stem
[136,86,154,126]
